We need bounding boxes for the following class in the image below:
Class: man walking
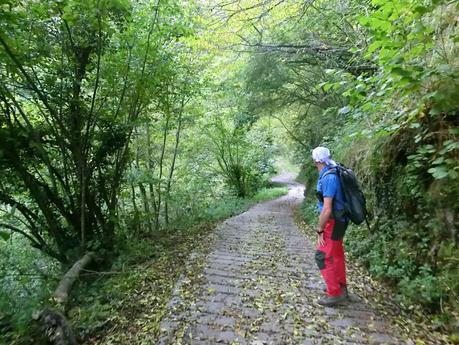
[312,146,349,306]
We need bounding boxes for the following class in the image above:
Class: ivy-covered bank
[294,0,459,334]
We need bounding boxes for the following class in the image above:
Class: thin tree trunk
[149,183,159,230]
[135,141,153,232]
[156,108,171,231]
[107,2,161,239]
[139,183,152,232]
[131,184,139,234]
[165,99,185,225]
[146,125,159,230]
[80,169,86,248]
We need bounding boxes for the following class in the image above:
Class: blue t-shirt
[317,165,347,221]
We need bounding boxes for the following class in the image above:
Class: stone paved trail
[158,172,405,344]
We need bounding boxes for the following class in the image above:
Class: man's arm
[318,197,333,232]
[317,197,333,246]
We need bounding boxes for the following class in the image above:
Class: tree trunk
[131,184,140,234]
[165,100,184,225]
[52,252,95,304]
[156,111,171,230]
[136,142,153,232]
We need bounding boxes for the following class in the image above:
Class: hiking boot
[318,293,347,306]
[322,286,349,299]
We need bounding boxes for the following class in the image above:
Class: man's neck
[317,163,327,172]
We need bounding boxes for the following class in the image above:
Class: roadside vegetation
[0,0,457,343]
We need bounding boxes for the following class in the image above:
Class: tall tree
[0,0,195,263]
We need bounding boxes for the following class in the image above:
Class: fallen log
[52,252,95,304]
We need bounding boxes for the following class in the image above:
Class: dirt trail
[157,172,405,344]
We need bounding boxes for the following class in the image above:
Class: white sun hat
[312,146,336,166]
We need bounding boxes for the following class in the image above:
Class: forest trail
[156,171,406,345]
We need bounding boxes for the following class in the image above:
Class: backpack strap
[319,167,341,220]
[320,167,337,180]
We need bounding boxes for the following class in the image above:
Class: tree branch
[0,34,58,118]
[271,114,309,150]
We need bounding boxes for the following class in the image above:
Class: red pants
[315,219,347,296]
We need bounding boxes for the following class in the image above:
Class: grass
[252,186,288,202]
[205,185,289,220]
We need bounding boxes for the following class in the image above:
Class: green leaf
[431,157,444,165]
[390,67,411,78]
[368,40,382,53]
[427,166,449,179]
[357,15,369,26]
[448,170,459,179]
[414,6,430,15]
[0,231,10,241]
[320,82,334,92]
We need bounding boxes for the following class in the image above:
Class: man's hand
[317,232,325,247]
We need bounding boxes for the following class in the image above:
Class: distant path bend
[158,171,404,344]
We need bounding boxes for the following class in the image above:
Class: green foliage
[238,0,459,333]
[0,236,59,342]
[204,197,253,221]
[341,3,458,327]
[205,120,274,197]
[0,0,198,262]
[204,185,288,221]
[0,231,9,241]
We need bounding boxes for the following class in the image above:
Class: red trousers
[315,219,347,296]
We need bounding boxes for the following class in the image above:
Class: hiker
[312,146,349,306]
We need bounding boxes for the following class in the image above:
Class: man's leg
[315,220,341,296]
[331,220,348,292]
[335,240,347,289]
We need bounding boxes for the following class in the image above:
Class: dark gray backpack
[322,164,370,229]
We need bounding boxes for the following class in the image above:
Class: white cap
[312,146,336,165]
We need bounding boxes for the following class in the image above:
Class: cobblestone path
[158,172,405,344]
